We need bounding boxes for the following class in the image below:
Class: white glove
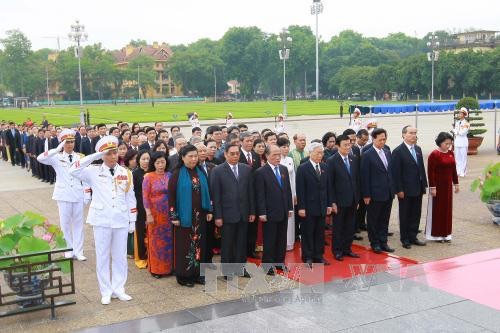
[128,222,135,234]
[57,140,66,151]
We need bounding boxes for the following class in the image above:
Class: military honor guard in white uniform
[37,129,86,261]
[349,108,363,134]
[70,135,137,305]
[452,107,470,177]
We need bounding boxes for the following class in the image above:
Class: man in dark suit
[5,122,23,167]
[391,126,428,249]
[139,127,157,151]
[296,142,331,267]
[36,129,49,182]
[238,132,261,259]
[211,143,255,278]
[76,125,92,156]
[327,135,361,261]
[354,129,370,231]
[27,127,38,177]
[195,142,217,266]
[167,135,187,172]
[91,123,107,152]
[255,145,293,275]
[361,128,395,254]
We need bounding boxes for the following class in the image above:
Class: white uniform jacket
[69,155,137,228]
[453,119,469,148]
[37,149,84,203]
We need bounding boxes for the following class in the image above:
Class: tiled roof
[113,44,174,63]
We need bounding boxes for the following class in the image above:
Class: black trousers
[332,205,356,255]
[201,217,215,263]
[221,221,248,275]
[398,195,423,244]
[8,147,17,165]
[294,206,302,239]
[301,215,325,261]
[262,219,287,265]
[356,200,367,230]
[366,200,393,248]
[246,219,257,256]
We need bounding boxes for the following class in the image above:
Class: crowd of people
[0,109,469,305]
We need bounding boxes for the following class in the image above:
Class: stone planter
[467,136,483,155]
[486,200,500,225]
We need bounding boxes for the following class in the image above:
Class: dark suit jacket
[296,161,329,217]
[211,162,255,224]
[167,154,179,172]
[327,153,360,207]
[35,137,45,155]
[91,135,103,152]
[5,129,21,149]
[78,136,92,156]
[391,143,428,196]
[239,150,261,172]
[361,147,394,202]
[255,163,293,222]
[50,136,59,148]
[139,142,155,151]
[350,145,361,159]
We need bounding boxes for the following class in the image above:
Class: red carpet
[249,241,418,285]
[400,248,500,310]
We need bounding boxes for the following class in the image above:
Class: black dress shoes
[195,276,205,285]
[305,259,313,268]
[344,252,360,258]
[177,279,195,287]
[266,268,275,276]
[242,270,251,278]
[402,243,412,249]
[334,254,344,261]
[411,239,426,246]
[316,258,330,266]
[387,232,394,237]
[372,246,383,254]
[381,244,395,253]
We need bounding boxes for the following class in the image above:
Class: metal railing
[0,248,76,319]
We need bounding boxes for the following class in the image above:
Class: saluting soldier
[37,129,86,261]
[69,135,137,305]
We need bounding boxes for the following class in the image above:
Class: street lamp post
[277,28,292,118]
[68,20,88,125]
[426,32,440,103]
[311,0,323,101]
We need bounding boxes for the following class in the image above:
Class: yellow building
[443,30,499,53]
[113,42,182,97]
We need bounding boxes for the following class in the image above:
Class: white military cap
[95,135,119,153]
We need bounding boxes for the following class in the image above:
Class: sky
[0,0,498,51]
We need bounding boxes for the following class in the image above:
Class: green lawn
[0,100,409,126]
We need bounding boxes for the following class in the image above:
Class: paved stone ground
[0,112,498,332]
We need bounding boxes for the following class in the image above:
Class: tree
[220,27,266,98]
[169,39,224,97]
[128,39,148,47]
[0,30,33,96]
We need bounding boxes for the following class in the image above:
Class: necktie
[410,146,417,163]
[203,163,208,174]
[247,152,252,165]
[315,164,321,179]
[344,156,351,175]
[232,165,238,179]
[378,149,388,169]
[109,168,115,176]
[274,166,282,187]
[68,154,73,163]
